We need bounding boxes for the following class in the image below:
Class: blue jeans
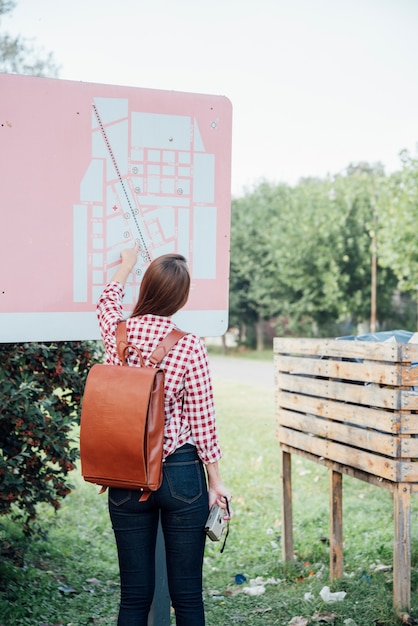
[108,444,209,626]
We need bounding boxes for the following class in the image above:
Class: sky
[4,0,418,196]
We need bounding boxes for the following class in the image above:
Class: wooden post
[329,469,343,580]
[281,449,294,562]
[393,484,411,610]
[370,231,377,333]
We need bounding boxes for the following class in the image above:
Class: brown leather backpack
[80,321,186,499]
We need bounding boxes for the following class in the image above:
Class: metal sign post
[148,518,170,626]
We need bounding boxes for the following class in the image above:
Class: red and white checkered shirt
[97,282,222,465]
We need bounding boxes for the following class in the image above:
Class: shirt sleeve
[183,338,222,464]
[96,282,125,364]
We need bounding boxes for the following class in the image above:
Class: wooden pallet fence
[274,337,418,611]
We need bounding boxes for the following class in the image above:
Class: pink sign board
[0,74,232,342]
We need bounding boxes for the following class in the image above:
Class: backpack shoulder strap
[116,321,128,364]
[149,329,188,365]
[116,321,187,366]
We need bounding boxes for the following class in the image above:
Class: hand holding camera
[205,504,227,541]
[205,497,232,549]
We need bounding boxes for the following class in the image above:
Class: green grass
[1,372,418,625]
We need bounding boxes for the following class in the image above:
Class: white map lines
[73,96,217,306]
[92,102,151,262]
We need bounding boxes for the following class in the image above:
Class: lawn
[1,364,418,625]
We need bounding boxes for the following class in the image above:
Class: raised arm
[110,242,139,286]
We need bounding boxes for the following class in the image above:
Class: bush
[0,340,102,531]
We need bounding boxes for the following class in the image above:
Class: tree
[0,0,59,76]
[378,149,418,294]
[275,177,343,336]
[330,163,398,330]
[230,182,290,349]
[228,164,405,344]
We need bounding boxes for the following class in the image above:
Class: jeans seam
[108,490,132,507]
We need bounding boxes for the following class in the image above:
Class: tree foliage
[0,0,59,76]
[230,182,288,348]
[378,149,418,292]
[229,160,415,348]
[0,341,100,532]
[330,163,398,325]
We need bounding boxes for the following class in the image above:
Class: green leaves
[378,150,418,292]
[229,161,415,347]
[0,341,102,532]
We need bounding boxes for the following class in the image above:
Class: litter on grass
[57,584,78,595]
[250,575,282,585]
[304,587,346,603]
[242,575,282,596]
[234,573,247,584]
[319,585,346,602]
[242,585,266,596]
[370,562,391,572]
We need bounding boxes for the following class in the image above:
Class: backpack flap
[80,363,165,491]
[80,323,187,495]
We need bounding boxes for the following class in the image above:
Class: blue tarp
[337,329,414,343]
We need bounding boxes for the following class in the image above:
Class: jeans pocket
[108,488,132,507]
[164,460,203,504]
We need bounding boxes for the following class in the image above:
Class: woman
[97,243,231,626]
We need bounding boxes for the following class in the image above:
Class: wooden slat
[273,337,418,363]
[277,426,397,480]
[277,426,418,481]
[280,443,397,492]
[400,462,418,481]
[399,437,418,458]
[276,354,418,387]
[274,338,418,363]
[277,390,402,433]
[277,372,414,409]
[277,408,401,457]
[277,372,418,410]
[278,408,418,458]
[402,391,418,410]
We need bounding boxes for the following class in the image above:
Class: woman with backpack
[97,242,232,626]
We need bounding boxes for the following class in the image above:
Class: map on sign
[75,97,219,306]
[0,74,232,342]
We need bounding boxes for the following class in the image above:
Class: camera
[205,504,226,541]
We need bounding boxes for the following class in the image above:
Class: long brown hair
[131,254,190,318]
